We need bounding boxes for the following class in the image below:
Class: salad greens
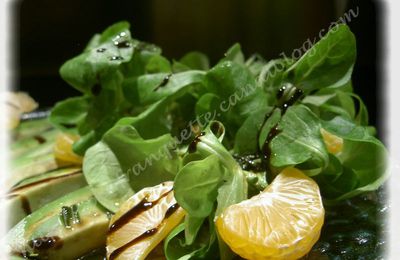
[46,21,388,259]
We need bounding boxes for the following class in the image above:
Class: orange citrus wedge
[54,133,83,165]
[216,168,324,260]
[321,128,343,155]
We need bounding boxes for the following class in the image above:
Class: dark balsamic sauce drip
[33,135,46,144]
[109,56,124,61]
[261,124,281,175]
[28,236,62,251]
[276,86,286,100]
[257,86,303,176]
[9,170,81,193]
[280,88,303,113]
[60,123,76,129]
[233,154,263,172]
[96,48,106,53]
[164,203,179,218]
[114,40,131,48]
[210,122,223,138]
[108,228,158,260]
[108,188,173,234]
[20,196,31,215]
[91,84,101,96]
[188,132,205,153]
[154,74,172,91]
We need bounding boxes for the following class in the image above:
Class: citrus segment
[321,128,343,155]
[216,168,324,260]
[54,133,83,165]
[106,182,185,260]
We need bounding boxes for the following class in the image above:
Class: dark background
[13,0,384,136]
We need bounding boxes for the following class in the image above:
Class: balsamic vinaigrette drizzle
[114,40,131,48]
[258,85,303,175]
[188,132,205,153]
[108,188,173,234]
[108,202,181,260]
[108,229,157,260]
[153,74,173,91]
[28,236,63,251]
[233,154,263,172]
[9,170,82,193]
[20,195,31,215]
[33,135,46,144]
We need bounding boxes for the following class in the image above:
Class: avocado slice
[6,167,87,228]
[9,153,60,188]
[12,118,54,141]
[6,187,111,260]
[11,128,59,159]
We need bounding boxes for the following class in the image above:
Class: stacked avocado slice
[6,118,111,259]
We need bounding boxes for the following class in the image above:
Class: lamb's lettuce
[83,124,180,212]
[48,20,388,260]
[286,24,356,91]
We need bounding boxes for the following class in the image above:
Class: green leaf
[49,96,89,132]
[270,105,329,171]
[116,98,172,139]
[286,24,356,91]
[221,43,245,64]
[60,34,134,93]
[145,54,171,73]
[179,51,210,70]
[83,141,134,212]
[98,21,131,44]
[195,93,221,116]
[319,117,388,201]
[205,61,268,140]
[176,121,247,221]
[215,164,247,217]
[259,58,294,91]
[164,217,218,260]
[135,70,205,105]
[185,215,206,245]
[258,108,281,150]
[103,125,180,189]
[234,107,269,155]
[302,88,356,121]
[174,155,226,218]
[206,61,255,99]
[83,124,180,212]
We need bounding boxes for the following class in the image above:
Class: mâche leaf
[286,24,356,92]
[40,21,388,260]
[270,105,329,171]
[83,124,180,212]
[174,155,226,218]
[318,117,388,201]
[83,141,134,212]
[49,96,89,132]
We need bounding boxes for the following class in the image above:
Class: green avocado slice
[6,167,87,228]
[6,187,111,260]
